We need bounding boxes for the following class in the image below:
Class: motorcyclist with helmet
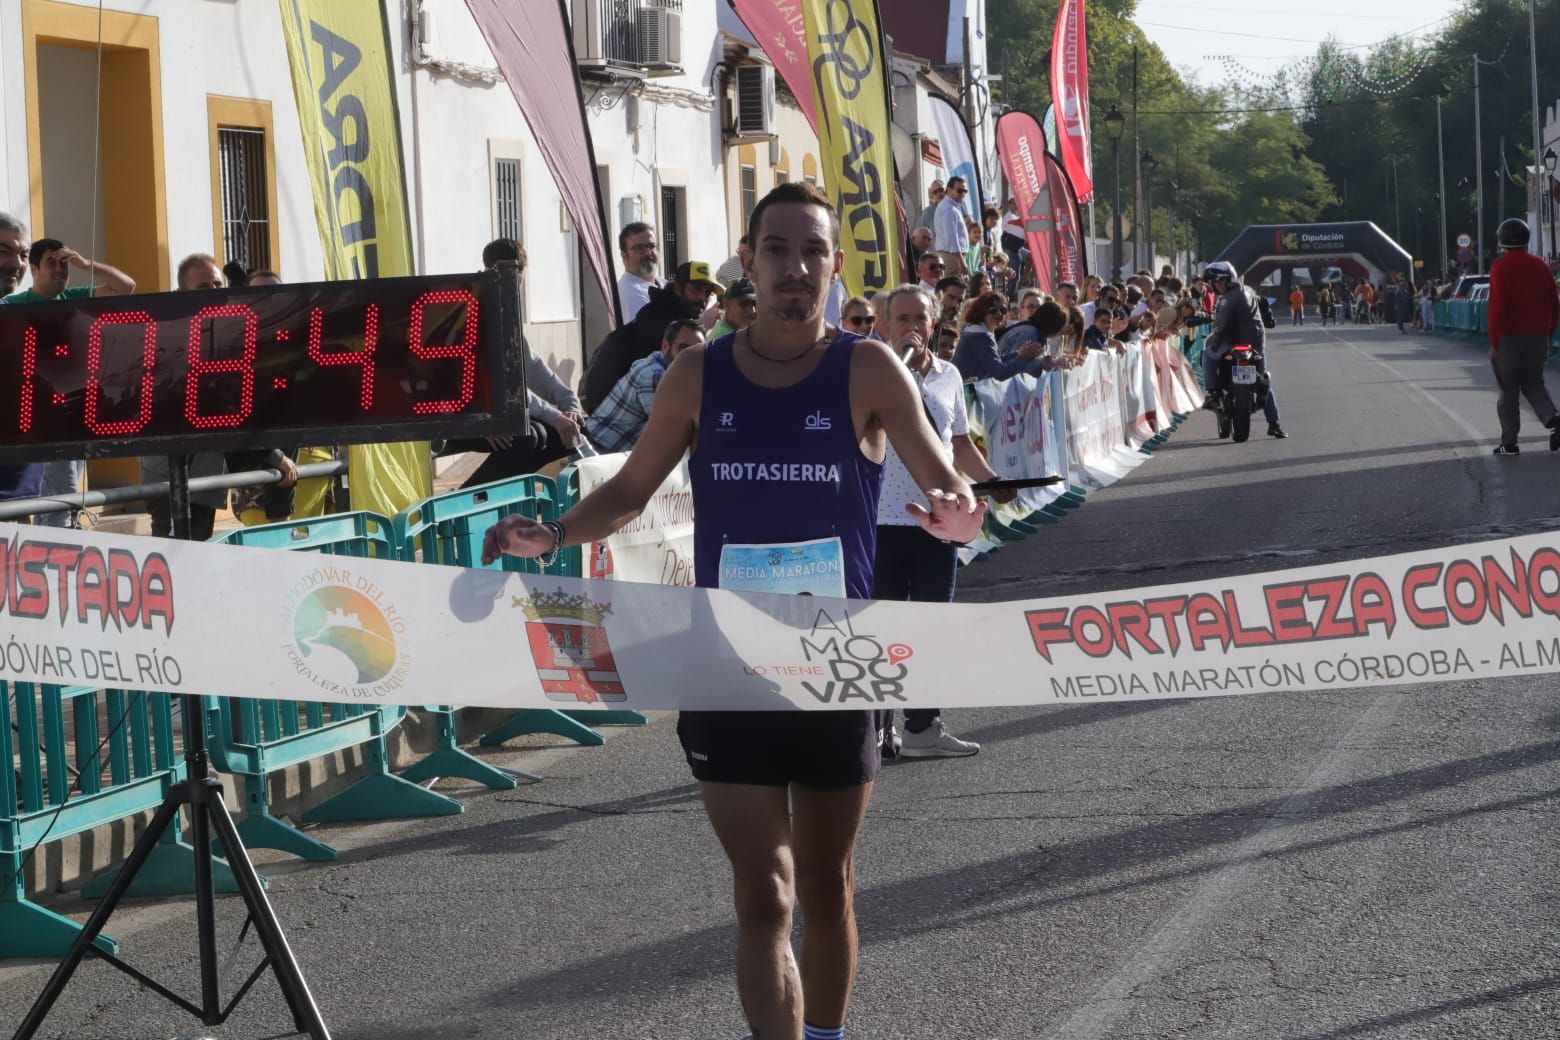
[1202,261,1287,439]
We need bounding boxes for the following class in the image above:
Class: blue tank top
[691,332,883,598]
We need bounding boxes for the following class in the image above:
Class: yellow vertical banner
[800,0,898,297]
[279,0,431,515]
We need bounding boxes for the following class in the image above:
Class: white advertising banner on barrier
[970,374,1065,517]
[3,524,1560,710]
[572,453,695,587]
[1064,352,1145,487]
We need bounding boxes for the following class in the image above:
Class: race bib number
[718,537,847,598]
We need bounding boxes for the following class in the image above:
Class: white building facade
[0,0,728,412]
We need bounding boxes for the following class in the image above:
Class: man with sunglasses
[916,252,945,294]
[933,176,973,277]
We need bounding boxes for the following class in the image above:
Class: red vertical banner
[726,0,817,129]
[1051,0,1094,205]
[467,0,621,325]
[1044,152,1088,282]
[997,111,1057,294]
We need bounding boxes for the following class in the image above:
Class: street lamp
[1105,106,1125,281]
[1546,147,1558,262]
[1142,150,1159,270]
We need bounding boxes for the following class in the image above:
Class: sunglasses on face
[846,315,875,327]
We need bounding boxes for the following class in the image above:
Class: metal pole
[1475,57,1486,272]
[1437,97,1449,276]
[1498,134,1507,228]
[1531,0,1545,259]
[1146,178,1154,268]
[1132,43,1142,273]
[1393,154,1401,244]
[1112,138,1124,281]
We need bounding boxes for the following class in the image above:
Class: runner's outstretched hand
[906,489,986,544]
[481,514,553,565]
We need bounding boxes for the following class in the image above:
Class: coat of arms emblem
[515,587,625,703]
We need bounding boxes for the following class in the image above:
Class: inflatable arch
[1213,222,1414,285]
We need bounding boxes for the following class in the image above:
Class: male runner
[483,182,984,1040]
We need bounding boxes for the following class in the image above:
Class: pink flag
[996,111,1057,294]
[726,0,816,130]
[466,0,621,325]
[1044,152,1088,283]
[1051,0,1094,205]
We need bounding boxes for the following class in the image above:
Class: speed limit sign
[1456,232,1473,248]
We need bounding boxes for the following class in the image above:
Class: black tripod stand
[13,458,331,1040]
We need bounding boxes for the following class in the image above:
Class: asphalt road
[3,321,1558,1040]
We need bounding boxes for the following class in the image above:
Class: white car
[1469,284,1490,303]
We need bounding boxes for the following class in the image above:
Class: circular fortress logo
[283,568,410,698]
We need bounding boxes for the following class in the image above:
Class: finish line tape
[1,522,1557,710]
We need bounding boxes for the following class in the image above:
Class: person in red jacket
[1487,218,1560,455]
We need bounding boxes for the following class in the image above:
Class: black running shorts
[676,710,882,788]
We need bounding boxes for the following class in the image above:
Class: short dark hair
[946,176,967,191]
[981,205,1001,222]
[662,318,704,344]
[618,222,654,252]
[223,260,250,287]
[249,268,282,283]
[1030,300,1068,337]
[1056,281,1078,294]
[28,238,63,267]
[935,276,967,294]
[746,181,839,252]
[482,237,526,270]
[937,323,959,340]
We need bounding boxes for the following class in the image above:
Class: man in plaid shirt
[584,319,705,454]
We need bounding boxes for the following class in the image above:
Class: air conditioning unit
[572,0,609,70]
[733,63,774,137]
[638,7,682,69]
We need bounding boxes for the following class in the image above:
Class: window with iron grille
[741,166,757,228]
[493,157,522,241]
[661,187,683,273]
[217,126,270,270]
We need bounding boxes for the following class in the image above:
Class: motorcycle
[1211,344,1268,443]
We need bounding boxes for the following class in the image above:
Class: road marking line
[1043,689,1399,1040]
[1321,328,1507,525]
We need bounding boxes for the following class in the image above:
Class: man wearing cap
[710,277,758,339]
[583,260,723,413]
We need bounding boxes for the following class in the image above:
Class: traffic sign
[1456,232,1473,248]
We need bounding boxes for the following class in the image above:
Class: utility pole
[1389,153,1401,245]
[1474,56,1485,272]
[1436,96,1448,277]
[1497,134,1507,228]
[1531,0,1545,259]
[1132,42,1142,274]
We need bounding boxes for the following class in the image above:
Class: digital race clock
[0,267,528,463]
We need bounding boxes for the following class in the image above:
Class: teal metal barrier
[210,512,460,862]
[1432,298,1560,360]
[395,474,643,753]
[1,684,231,958]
